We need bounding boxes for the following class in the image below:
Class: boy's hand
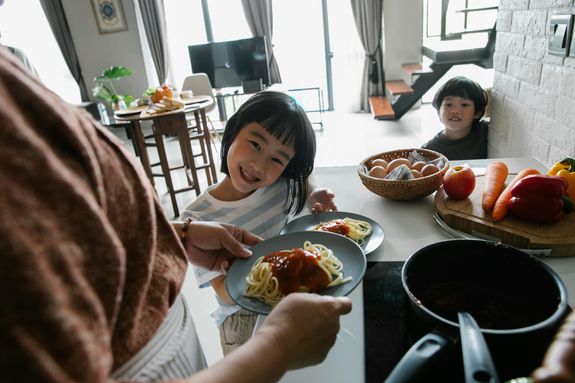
[308,188,337,213]
[183,221,262,273]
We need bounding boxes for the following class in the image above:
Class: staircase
[371,0,497,120]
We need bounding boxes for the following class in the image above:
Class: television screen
[188,37,270,89]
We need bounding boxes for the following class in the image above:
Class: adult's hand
[257,293,352,370]
[183,221,262,273]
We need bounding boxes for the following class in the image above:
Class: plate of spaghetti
[280,211,384,255]
[226,231,366,314]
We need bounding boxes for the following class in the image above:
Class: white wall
[62,0,149,100]
[62,1,421,102]
[383,0,423,81]
[490,0,575,166]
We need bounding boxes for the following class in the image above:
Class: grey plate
[226,231,366,315]
[280,211,384,255]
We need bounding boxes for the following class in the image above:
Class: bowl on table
[357,148,449,200]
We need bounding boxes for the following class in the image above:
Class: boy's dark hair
[220,91,316,215]
[432,76,489,121]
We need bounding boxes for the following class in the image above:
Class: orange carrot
[492,168,541,221]
[482,161,509,211]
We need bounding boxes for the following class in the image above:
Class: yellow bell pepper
[548,158,575,202]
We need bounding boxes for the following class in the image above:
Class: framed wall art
[91,0,128,34]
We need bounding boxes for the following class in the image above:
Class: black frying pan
[385,239,569,383]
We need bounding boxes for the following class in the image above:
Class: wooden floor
[111,104,443,365]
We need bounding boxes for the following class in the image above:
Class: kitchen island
[278,157,574,383]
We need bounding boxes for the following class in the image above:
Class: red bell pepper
[508,175,571,224]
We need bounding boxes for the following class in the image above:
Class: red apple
[442,165,476,200]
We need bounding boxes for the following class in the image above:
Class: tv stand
[214,86,324,130]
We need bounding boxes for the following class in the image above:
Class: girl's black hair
[219,91,316,215]
[432,76,489,122]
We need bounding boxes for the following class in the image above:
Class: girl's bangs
[260,114,298,148]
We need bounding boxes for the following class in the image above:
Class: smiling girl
[182,91,336,355]
[422,76,489,160]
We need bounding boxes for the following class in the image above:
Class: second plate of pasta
[280,211,384,255]
[226,231,366,315]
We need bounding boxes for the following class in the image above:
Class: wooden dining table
[114,97,217,188]
[278,157,575,383]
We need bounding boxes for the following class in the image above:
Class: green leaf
[122,95,135,105]
[92,84,115,103]
[143,87,156,97]
[560,158,575,172]
[562,195,573,214]
[101,66,133,80]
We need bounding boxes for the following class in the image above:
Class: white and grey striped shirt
[182,180,290,326]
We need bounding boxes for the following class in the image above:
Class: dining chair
[181,73,222,147]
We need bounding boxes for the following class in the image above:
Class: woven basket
[357,148,449,200]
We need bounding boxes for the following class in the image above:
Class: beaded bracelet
[180,217,193,243]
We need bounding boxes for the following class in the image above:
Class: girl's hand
[308,188,337,213]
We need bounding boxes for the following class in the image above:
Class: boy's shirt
[422,120,488,161]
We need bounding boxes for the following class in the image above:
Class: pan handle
[384,332,452,383]
[458,312,500,383]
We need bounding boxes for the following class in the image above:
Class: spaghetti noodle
[244,241,351,306]
[313,217,372,245]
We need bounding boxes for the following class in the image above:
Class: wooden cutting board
[434,173,575,257]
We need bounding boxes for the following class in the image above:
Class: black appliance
[188,36,270,89]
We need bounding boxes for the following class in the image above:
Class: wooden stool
[152,112,201,217]
[186,108,219,186]
[113,101,219,217]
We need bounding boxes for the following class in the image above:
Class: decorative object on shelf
[92,65,134,110]
[91,0,128,34]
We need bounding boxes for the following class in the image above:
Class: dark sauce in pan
[420,281,552,330]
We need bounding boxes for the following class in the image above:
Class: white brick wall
[491,1,575,166]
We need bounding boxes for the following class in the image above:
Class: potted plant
[92,65,135,110]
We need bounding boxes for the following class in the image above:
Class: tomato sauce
[263,248,330,296]
[318,219,350,236]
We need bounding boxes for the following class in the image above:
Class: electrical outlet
[548,14,574,57]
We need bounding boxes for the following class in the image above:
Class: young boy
[422,76,489,160]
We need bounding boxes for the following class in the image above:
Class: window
[163,1,364,112]
[164,0,252,90]
[207,0,251,42]
[327,2,364,112]
[0,0,81,103]
[273,0,326,91]
[424,0,497,39]
[164,0,206,90]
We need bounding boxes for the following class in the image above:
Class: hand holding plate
[258,292,352,370]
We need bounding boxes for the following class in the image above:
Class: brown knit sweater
[0,47,188,382]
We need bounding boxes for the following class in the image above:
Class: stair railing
[426,0,498,41]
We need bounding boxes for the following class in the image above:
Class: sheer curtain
[138,0,168,85]
[272,0,325,91]
[329,3,364,112]
[241,0,281,84]
[40,0,89,101]
[163,0,205,90]
[0,0,80,103]
[350,0,385,112]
